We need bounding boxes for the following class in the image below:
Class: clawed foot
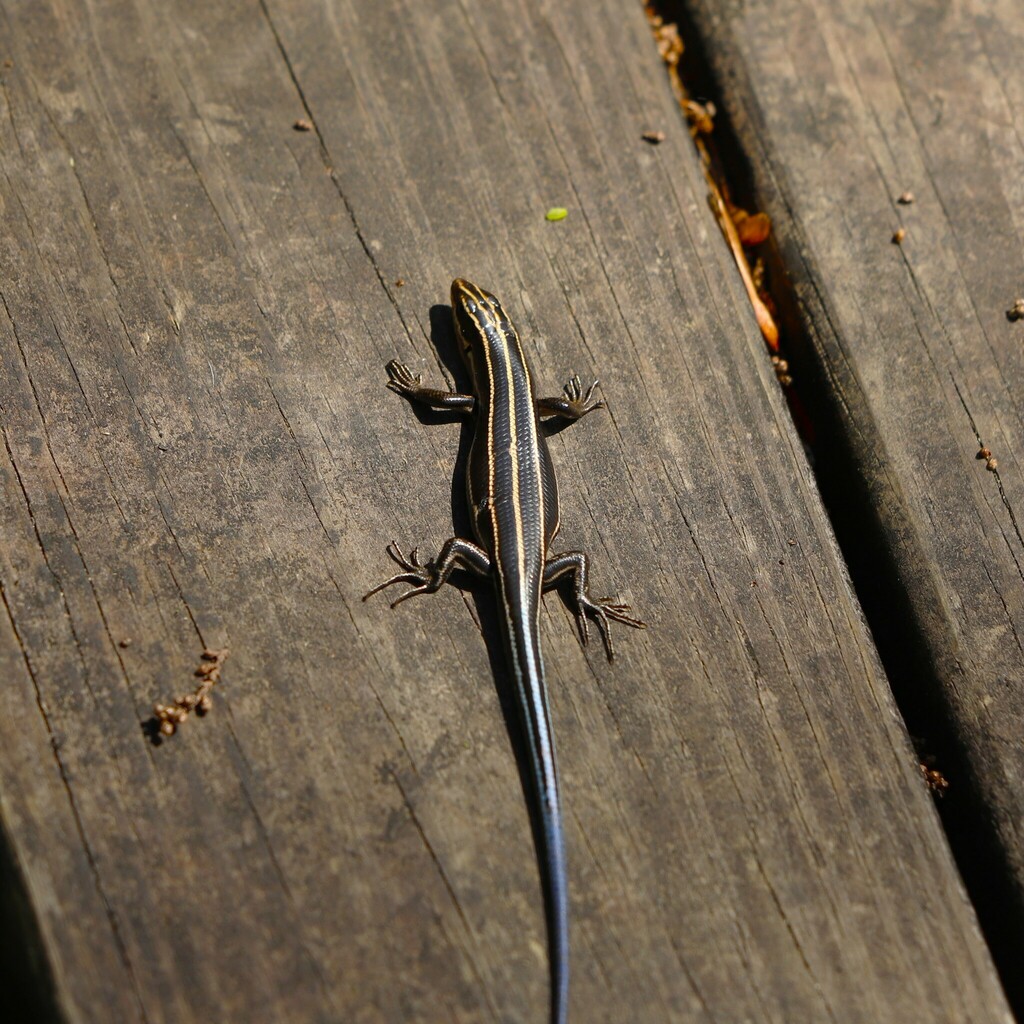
[574,596,646,661]
[385,360,421,398]
[363,541,438,607]
[562,374,604,419]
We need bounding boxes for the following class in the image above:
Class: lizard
[365,278,645,1023]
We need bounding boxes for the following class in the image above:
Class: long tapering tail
[537,771,569,1024]
[502,590,569,1024]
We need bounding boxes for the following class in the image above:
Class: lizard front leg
[536,374,604,423]
[385,360,476,414]
[364,538,492,607]
[543,551,645,660]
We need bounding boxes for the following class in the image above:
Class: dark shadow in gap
[0,813,65,1024]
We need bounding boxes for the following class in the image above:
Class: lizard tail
[539,780,569,1024]
[504,601,570,1024]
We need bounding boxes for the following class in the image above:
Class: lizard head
[451,278,506,371]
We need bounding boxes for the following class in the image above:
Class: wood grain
[0,0,1010,1021]
[682,0,1024,996]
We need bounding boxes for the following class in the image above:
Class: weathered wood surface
[0,0,1011,1021]
[682,0,1024,996]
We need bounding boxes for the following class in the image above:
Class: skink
[366,278,644,1023]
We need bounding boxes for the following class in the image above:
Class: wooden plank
[681,0,1024,998]
[0,0,1009,1021]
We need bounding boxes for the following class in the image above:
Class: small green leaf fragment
[545,207,569,222]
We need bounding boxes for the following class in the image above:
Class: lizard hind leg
[542,551,646,661]
[363,538,492,608]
